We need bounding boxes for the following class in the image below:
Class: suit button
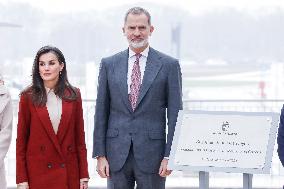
[40,146,45,151]
[47,163,52,169]
[60,163,65,168]
[67,146,72,151]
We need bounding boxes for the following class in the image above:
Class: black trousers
[107,144,166,189]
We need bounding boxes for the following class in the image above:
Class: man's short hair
[124,7,151,25]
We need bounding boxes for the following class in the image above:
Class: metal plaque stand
[198,172,253,189]
[243,173,253,189]
[199,171,209,189]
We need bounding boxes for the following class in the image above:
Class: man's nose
[133,28,140,35]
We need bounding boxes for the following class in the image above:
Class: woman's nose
[44,64,50,69]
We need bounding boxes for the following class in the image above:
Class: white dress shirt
[127,46,149,94]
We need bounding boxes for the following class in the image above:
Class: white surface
[169,111,279,174]
[175,114,271,169]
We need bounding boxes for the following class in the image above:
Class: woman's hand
[17,182,29,189]
[80,180,88,189]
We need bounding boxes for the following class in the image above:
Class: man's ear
[149,26,154,36]
[122,27,126,36]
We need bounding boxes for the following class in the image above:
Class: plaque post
[243,173,253,189]
[199,171,209,189]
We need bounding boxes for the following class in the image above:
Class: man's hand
[96,156,110,178]
[159,158,172,177]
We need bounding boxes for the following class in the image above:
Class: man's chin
[130,42,148,49]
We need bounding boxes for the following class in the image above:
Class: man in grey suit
[93,7,182,189]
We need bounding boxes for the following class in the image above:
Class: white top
[45,88,62,134]
[127,46,149,94]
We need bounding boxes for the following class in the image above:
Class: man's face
[123,13,154,52]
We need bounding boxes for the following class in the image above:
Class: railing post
[243,173,253,189]
[199,171,209,189]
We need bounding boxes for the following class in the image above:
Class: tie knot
[135,53,142,60]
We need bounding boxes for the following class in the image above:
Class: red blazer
[16,89,89,189]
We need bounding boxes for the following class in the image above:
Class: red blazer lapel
[35,105,63,158]
[57,99,73,144]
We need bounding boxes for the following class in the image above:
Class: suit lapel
[115,49,133,113]
[136,48,162,107]
[35,105,63,157]
[56,99,73,144]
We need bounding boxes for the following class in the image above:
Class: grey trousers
[107,145,166,189]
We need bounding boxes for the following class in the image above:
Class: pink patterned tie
[129,53,142,111]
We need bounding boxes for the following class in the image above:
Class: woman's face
[38,52,64,88]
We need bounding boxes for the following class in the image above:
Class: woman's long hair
[21,45,77,106]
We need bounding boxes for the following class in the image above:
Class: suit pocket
[148,131,166,140]
[106,128,119,138]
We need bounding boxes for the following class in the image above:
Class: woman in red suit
[16,46,89,189]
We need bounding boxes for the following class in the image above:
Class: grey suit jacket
[93,47,182,173]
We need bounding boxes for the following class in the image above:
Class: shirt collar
[45,86,54,94]
[128,45,149,59]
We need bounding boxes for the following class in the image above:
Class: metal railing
[6,99,284,188]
